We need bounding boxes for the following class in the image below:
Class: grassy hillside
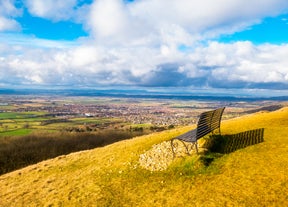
[1,107,288,207]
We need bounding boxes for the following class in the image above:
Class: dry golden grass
[1,107,288,206]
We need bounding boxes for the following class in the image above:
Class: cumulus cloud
[0,0,21,31]
[88,0,128,38]
[87,0,154,46]
[1,39,288,89]
[0,17,20,31]
[85,0,288,44]
[205,42,288,85]
[25,0,78,21]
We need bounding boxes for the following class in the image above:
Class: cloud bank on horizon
[0,0,288,90]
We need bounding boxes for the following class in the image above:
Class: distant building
[85,113,93,117]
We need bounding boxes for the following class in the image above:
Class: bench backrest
[196,107,225,139]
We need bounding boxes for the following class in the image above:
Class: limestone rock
[139,140,196,171]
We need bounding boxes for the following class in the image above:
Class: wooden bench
[171,107,225,156]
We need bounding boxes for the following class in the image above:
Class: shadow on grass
[200,128,265,166]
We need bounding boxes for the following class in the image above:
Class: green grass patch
[0,112,22,119]
[0,129,32,136]
[0,112,46,119]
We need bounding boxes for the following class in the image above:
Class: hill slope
[1,107,288,206]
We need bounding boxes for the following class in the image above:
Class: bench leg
[171,139,198,158]
[171,139,190,158]
[170,139,176,158]
[194,142,199,154]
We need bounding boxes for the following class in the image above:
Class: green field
[0,129,33,136]
[0,108,172,137]
[0,112,45,119]
[0,111,125,137]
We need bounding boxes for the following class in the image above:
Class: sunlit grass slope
[1,107,288,207]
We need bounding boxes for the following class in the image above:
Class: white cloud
[1,39,288,88]
[88,0,128,38]
[83,0,288,51]
[0,17,20,31]
[0,0,21,31]
[25,0,78,21]
[127,0,288,39]
[0,0,21,16]
[87,0,153,46]
[204,42,288,85]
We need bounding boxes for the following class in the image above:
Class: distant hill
[243,104,284,113]
[1,107,288,206]
[1,88,288,101]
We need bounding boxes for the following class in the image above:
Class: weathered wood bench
[171,107,225,156]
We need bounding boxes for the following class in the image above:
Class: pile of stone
[139,140,195,171]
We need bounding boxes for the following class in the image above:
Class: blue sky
[1,0,288,93]
[220,14,288,45]
[17,14,88,40]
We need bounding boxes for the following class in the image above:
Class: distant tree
[23,122,29,129]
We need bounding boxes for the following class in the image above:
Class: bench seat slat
[175,129,197,142]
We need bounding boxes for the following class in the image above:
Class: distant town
[0,95,286,134]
